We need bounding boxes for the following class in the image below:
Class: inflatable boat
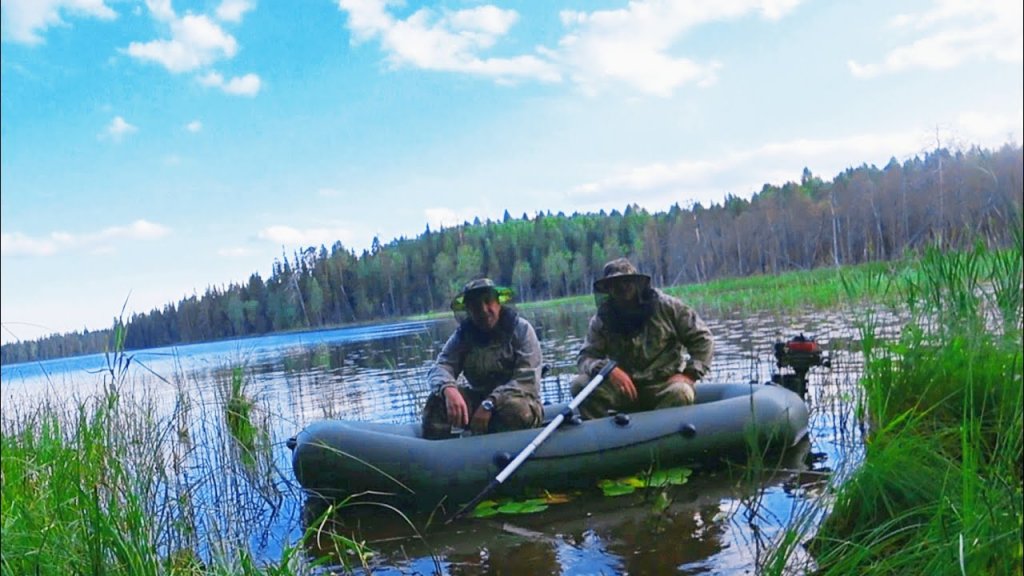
[288,381,809,511]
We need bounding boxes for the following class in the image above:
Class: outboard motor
[771,334,829,398]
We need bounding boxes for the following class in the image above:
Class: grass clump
[777,238,1024,575]
[1,403,162,574]
[1,324,323,575]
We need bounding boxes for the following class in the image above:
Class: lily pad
[599,466,693,496]
[599,481,638,497]
[472,496,553,517]
[647,467,692,488]
[497,499,549,514]
[472,506,501,518]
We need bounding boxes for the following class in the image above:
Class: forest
[3,143,1021,364]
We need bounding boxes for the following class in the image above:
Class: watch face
[482,400,495,411]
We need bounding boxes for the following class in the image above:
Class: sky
[1,0,1022,345]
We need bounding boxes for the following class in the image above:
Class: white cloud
[101,115,137,140]
[122,2,260,95]
[185,119,203,132]
[1,220,170,257]
[96,219,171,240]
[555,0,804,96]
[567,116,1016,210]
[569,130,931,205]
[849,0,1023,78]
[953,108,1024,148]
[216,0,253,23]
[1,232,61,256]
[337,0,801,95]
[555,2,751,97]
[257,225,353,248]
[199,71,261,96]
[217,246,253,257]
[0,0,116,45]
[338,0,560,82]
[144,0,174,22]
[424,207,482,229]
[126,13,238,73]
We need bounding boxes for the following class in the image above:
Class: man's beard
[460,307,517,344]
[598,293,654,337]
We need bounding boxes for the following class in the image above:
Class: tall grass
[0,321,338,575]
[765,238,1023,575]
[514,259,903,317]
[670,260,902,314]
[4,243,1020,574]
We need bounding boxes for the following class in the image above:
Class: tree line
[3,143,1021,364]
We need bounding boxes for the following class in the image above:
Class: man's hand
[665,374,696,405]
[609,365,637,401]
[470,403,493,434]
[443,386,469,427]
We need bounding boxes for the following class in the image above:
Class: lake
[0,301,872,574]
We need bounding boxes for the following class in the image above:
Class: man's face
[466,291,501,331]
[606,278,639,306]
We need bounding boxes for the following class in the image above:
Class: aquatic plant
[764,240,1024,575]
[0,329,375,574]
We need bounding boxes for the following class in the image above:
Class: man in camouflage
[421,278,544,439]
[571,258,714,420]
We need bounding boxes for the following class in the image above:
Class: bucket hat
[593,258,651,293]
[450,278,514,311]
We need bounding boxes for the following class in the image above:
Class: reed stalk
[763,238,1023,575]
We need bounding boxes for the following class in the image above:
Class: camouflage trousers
[421,386,542,439]
[569,373,694,420]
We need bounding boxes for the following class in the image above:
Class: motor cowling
[771,334,829,398]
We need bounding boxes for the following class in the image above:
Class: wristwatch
[480,399,495,412]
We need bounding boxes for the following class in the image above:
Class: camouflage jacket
[427,309,542,402]
[577,289,714,386]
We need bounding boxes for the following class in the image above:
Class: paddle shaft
[495,360,616,482]
[447,360,617,522]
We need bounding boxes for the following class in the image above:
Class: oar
[446,360,618,524]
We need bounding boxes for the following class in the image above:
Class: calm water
[1,302,876,574]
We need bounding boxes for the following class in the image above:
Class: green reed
[764,238,1023,575]
[669,260,901,314]
[221,365,267,470]
[516,259,902,317]
[0,336,375,574]
[5,242,1020,574]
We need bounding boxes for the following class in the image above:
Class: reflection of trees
[468,540,562,576]
[606,501,728,574]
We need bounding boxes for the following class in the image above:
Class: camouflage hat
[593,258,651,293]
[450,278,514,311]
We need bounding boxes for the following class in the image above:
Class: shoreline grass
[3,244,1021,574]
[1,337,323,575]
[763,239,1023,575]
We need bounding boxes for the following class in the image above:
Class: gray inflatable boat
[289,382,809,510]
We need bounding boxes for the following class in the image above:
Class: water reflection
[1,304,881,574]
[302,441,813,575]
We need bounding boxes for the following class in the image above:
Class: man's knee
[493,395,542,431]
[421,392,451,439]
[570,373,620,420]
[569,373,591,396]
[654,380,695,408]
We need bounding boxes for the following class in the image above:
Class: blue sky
[1,0,1022,345]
